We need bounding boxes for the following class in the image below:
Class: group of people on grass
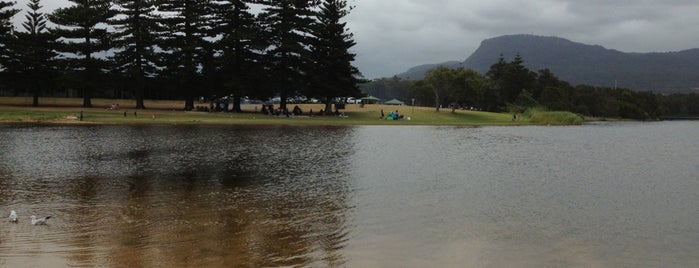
[380,109,405,121]
[259,104,351,118]
[261,104,304,117]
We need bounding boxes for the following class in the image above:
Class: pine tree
[110,0,163,109]
[259,0,318,110]
[210,0,265,112]
[486,54,537,108]
[0,0,19,70]
[9,0,57,106]
[307,0,361,114]
[484,54,507,110]
[50,0,114,108]
[158,0,213,111]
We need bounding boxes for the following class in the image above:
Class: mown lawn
[0,97,581,126]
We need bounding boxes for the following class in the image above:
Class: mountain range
[397,34,699,93]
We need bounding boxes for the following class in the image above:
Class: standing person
[380,109,384,119]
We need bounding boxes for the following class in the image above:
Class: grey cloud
[350,0,699,78]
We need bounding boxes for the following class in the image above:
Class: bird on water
[30,215,52,225]
[9,210,18,223]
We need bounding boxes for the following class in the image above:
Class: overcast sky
[11,0,699,78]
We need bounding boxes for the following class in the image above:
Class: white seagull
[30,215,51,225]
[9,210,18,223]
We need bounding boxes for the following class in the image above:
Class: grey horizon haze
[11,0,699,79]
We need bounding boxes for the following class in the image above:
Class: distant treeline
[361,55,699,119]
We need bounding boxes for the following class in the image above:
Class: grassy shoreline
[0,97,583,126]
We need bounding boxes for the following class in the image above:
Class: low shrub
[528,110,584,125]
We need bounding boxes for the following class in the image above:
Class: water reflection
[2,122,698,267]
[344,123,699,267]
[0,125,355,267]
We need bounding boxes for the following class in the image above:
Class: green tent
[385,99,405,105]
[361,95,380,104]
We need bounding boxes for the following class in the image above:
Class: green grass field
[0,97,583,126]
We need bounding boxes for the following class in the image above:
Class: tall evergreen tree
[210,0,265,112]
[110,0,163,109]
[259,0,318,110]
[8,0,57,106]
[158,0,213,111]
[483,54,506,111]
[50,0,114,108]
[485,54,536,110]
[0,0,18,70]
[307,0,361,114]
[504,54,537,103]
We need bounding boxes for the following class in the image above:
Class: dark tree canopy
[110,0,163,109]
[0,0,19,68]
[307,0,362,114]
[7,0,57,106]
[486,54,537,109]
[259,0,318,110]
[49,0,114,107]
[1,0,365,114]
[0,0,16,33]
[210,0,265,112]
[424,66,454,112]
[158,0,213,111]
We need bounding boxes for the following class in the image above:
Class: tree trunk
[185,96,194,111]
[82,87,92,108]
[280,90,288,111]
[135,81,146,109]
[32,92,39,107]
[136,96,146,109]
[232,95,242,113]
[434,91,440,112]
[324,99,333,115]
[32,82,40,107]
[184,80,194,111]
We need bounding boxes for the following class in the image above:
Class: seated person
[292,105,303,115]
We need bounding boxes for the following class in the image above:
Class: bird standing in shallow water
[30,215,51,225]
[9,210,18,223]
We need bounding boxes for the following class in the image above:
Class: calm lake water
[1,122,698,267]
